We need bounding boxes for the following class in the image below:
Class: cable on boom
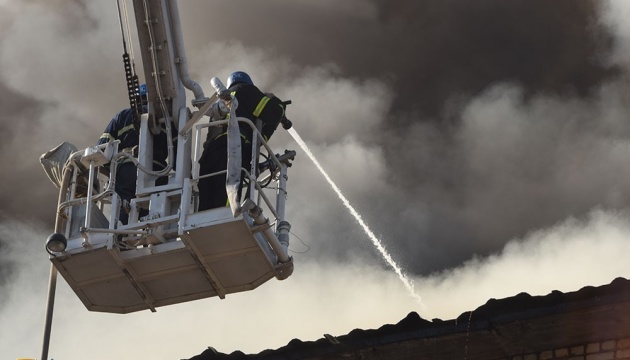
[116,0,142,124]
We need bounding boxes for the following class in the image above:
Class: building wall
[509,337,630,360]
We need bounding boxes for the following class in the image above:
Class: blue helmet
[139,84,148,96]
[226,71,253,88]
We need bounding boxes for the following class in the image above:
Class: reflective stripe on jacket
[209,84,285,143]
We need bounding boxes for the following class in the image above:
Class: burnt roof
[186,277,630,360]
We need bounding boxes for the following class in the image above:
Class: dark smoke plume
[181,0,616,119]
[0,0,626,278]
[4,1,630,358]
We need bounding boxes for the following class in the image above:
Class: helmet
[138,84,148,111]
[226,71,253,88]
[139,84,148,96]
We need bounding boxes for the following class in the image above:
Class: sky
[1,0,630,359]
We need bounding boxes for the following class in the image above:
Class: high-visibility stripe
[253,96,270,117]
[279,103,285,118]
[117,124,135,138]
[99,133,115,142]
[219,90,271,142]
[214,132,250,143]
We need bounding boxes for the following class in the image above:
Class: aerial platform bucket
[51,206,292,314]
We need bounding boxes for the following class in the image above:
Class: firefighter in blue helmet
[198,71,287,210]
[98,84,174,224]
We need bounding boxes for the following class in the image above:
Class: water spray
[287,127,424,306]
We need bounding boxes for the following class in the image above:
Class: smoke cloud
[3,209,629,359]
[2,0,630,358]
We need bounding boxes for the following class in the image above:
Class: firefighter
[97,84,173,224]
[198,71,287,210]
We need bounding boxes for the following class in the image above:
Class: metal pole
[41,153,74,360]
[85,160,96,231]
[41,263,58,360]
[275,163,289,222]
[167,0,205,101]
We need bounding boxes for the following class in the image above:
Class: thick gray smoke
[176,0,629,273]
[0,0,628,274]
[2,0,623,272]
[181,0,616,116]
[2,0,630,358]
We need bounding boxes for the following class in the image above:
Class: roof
[186,277,630,360]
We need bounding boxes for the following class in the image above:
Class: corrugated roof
[186,277,630,360]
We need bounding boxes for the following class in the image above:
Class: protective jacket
[198,83,285,211]
[98,108,139,155]
[205,83,285,145]
[97,107,176,224]
[98,108,174,168]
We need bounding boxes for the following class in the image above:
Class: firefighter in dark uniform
[98,84,174,224]
[198,71,286,210]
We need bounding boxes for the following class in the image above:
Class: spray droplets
[288,127,424,307]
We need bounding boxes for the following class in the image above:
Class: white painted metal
[50,209,264,312]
